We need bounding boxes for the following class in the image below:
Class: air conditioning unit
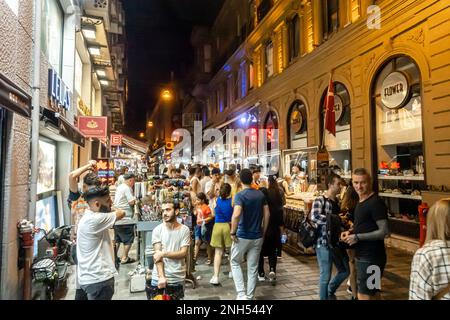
[84,0,110,30]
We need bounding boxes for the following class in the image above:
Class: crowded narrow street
[63,245,413,300]
[1,0,450,306]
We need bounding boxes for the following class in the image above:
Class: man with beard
[76,186,125,300]
[148,200,191,300]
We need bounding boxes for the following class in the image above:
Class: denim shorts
[355,257,386,296]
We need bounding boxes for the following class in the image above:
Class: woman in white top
[409,199,450,300]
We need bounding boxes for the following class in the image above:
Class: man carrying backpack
[310,173,349,300]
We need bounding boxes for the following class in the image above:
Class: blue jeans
[316,246,350,300]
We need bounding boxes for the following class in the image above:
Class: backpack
[298,214,318,248]
[298,196,342,248]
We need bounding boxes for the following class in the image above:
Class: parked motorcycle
[31,225,73,300]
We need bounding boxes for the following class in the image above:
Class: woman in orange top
[193,192,215,264]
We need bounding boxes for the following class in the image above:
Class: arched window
[372,56,424,236]
[319,82,352,176]
[264,111,279,151]
[287,100,308,149]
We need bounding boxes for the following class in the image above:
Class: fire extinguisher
[418,202,429,247]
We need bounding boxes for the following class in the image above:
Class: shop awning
[122,136,148,154]
[0,72,31,118]
[41,108,86,147]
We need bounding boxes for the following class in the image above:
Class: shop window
[265,41,274,79]
[288,100,308,149]
[319,82,352,177]
[372,56,424,237]
[323,0,339,39]
[288,14,300,62]
[41,0,64,73]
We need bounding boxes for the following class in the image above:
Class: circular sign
[381,71,409,109]
[290,109,303,134]
[334,95,344,123]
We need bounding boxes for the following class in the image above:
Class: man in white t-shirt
[77,186,125,300]
[148,200,190,300]
[113,173,137,264]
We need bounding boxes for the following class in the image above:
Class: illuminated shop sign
[48,68,72,110]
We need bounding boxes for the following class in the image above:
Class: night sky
[122,0,224,139]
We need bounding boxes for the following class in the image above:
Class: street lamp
[161,89,172,101]
[139,132,145,139]
[147,121,154,128]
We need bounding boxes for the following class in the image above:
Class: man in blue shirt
[230,169,270,300]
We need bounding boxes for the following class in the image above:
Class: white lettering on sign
[48,69,72,111]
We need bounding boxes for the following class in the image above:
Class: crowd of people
[66,160,450,300]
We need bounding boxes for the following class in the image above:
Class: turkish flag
[324,77,336,136]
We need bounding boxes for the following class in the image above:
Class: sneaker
[228,271,233,279]
[268,271,276,282]
[328,294,337,300]
[258,274,265,282]
[209,276,219,285]
[236,294,248,300]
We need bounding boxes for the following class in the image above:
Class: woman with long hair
[409,199,450,300]
[209,183,233,285]
[258,175,286,283]
[340,184,359,299]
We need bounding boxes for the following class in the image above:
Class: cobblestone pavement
[63,244,413,300]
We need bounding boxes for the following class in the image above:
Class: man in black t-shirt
[341,168,389,300]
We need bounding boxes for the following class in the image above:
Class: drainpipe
[26,0,42,300]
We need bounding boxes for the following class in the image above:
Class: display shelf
[378,175,424,181]
[379,192,422,200]
[388,215,419,224]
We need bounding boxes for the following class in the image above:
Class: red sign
[78,116,107,138]
[110,134,122,146]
